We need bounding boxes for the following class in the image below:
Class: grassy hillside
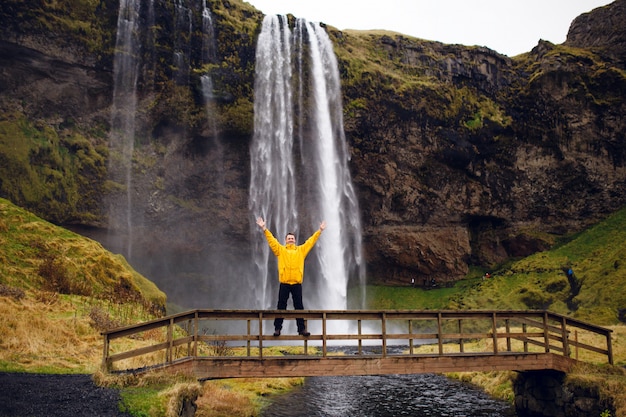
[368,206,626,326]
[0,197,166,373]
[0,198,165,309]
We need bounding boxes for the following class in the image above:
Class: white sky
[244,0,613,56]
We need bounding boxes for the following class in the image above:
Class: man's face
[285,234,296,245]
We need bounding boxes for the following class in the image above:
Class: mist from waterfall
[250,15,365,314]
[108,0,141,259]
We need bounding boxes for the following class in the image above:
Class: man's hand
[319,220,326,231]
[256,217,266,230]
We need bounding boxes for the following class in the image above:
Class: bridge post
[193,312,199,358]
[101,334,110,372]
[436,313,443,355]
[357,319,363,355]
[409,320,414,354]
[458,319,464,353]
[322,312,327,356]
[258,312,263,359]
[185,318,192,357]
[542,312,550,353]
[560,316,570,358]
[167,317,173,363]
[606,332,614,365]
[491,312,498,354]
[505,319,512,352]
[381,312,387,357]
[246,319,251,357]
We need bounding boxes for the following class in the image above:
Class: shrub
[38,254,71,294]
[0,284,25,300]
[89,306,122,332]
[519,287,553,309]
[546,277,568,293]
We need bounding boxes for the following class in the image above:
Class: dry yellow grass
[161,382,204,417]
[0,285,163,374]
[0,291,103,373]
[196,377,303,417]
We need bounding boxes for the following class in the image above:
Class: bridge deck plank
[157,353,577,379]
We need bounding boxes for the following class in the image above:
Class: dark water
[262,374,517,417]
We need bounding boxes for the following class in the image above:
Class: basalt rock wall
[514,370,614,417]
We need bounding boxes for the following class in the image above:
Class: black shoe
[298,330,310,337]
[273,329,281,337]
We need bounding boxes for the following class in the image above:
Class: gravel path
[0,373,132,417]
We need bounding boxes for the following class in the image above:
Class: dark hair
[285,232,296,239]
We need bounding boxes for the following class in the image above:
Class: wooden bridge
[102,309,613,379]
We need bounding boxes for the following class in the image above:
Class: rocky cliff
[338,1,626,284]
[0,0,624,303]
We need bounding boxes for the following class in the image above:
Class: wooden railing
[102,309,613,377]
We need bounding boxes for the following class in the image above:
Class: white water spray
[250,16,365,315]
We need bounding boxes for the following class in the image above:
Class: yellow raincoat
[263,228,322,284]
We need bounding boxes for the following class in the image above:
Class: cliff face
[336,1,626,284]
[0,0,624,298]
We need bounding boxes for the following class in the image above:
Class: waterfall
[201,0,217,65]
[108,0,141,259]
[201,0,219,142]
[250,15,297,308]
[173,0,192,84]
[250,15,365,315]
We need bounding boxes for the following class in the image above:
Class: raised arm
[256,217,266,230]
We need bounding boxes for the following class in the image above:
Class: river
[262,374,517,417]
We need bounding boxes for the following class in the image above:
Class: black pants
[274,283,306,332]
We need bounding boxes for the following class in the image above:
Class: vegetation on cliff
[0,114,108,225]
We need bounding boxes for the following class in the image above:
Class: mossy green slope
[0,197,165,311]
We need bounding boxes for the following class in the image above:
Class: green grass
[366,206,626,326]
[365,279,480,310]
[119,387,167,417]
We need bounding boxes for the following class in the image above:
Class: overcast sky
[244,0,613,56]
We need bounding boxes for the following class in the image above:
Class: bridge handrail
[101,309,613,373]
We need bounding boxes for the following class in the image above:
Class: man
[256,217,326,337]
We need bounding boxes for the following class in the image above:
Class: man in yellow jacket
[256,217,326,337]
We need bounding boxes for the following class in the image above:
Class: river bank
[0,373,131,417]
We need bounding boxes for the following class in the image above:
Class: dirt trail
[0,373,131,417]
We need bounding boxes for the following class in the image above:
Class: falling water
[201,0,216,65]
[249,15,296,307]
[173,0,192,84]
[304,21,364,310]
[250,15,365,316]
[200,0,219,142]
[108,0,140,259]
